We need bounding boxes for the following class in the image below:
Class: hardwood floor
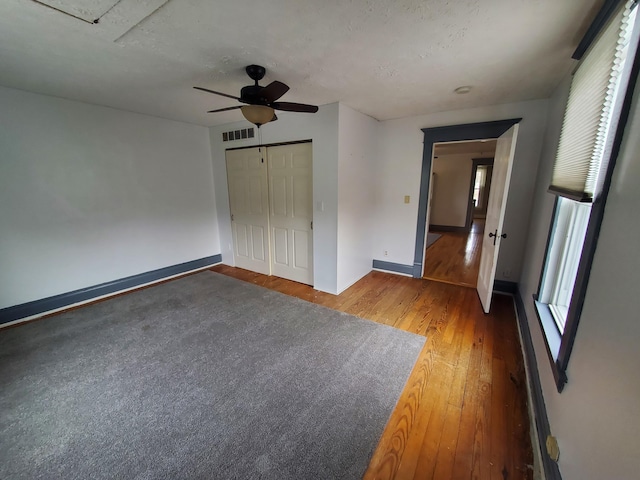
[210,264,533,480]
[423,220,484,288]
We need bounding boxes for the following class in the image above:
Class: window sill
[533,295,568,392]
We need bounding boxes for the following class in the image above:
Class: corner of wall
[336,104,379,292]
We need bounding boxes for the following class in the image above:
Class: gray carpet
[426,232,442,249]
[0,271,425,480]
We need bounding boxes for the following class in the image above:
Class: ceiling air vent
[222,128,254,142]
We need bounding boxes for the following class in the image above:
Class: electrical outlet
[384,250,388,257]
[503,268,512,278]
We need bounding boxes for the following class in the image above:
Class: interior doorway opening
[414,119,520,312]
[423,139,496,288]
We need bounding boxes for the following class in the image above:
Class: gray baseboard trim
[412,263,423,278]
[372,260,414,276]
[429,224,467,233]
[0,254,222,325]
[494,279,518,294]
[514,288,562,480]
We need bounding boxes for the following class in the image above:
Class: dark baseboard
[494,279,518,294]
[429,224,468,233]
[0,254,222,325]
[513,288,562,480]
[372,260,414,276]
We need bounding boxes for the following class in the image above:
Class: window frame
[543,198,592,332]
[535,0,640,392]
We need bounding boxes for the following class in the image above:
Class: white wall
[374,99,548,281]
[0,86,219,309]
[336,104,378,293]
[519,75,640,479]
[209,103,340,294]
[430,154,473,227]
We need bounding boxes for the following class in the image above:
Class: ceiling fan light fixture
[241,105,274,126]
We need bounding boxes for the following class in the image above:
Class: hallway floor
[423,219,485,288]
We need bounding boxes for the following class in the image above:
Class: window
[473,166,487,208]
[536,0,639,391]
[540,198,591,332]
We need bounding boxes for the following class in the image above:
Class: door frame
[413,119,521,278]
[226,139,313,153]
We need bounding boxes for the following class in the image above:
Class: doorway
[414,119,521,312]
[423,140,496,287]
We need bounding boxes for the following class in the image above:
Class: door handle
[488,230,507,245]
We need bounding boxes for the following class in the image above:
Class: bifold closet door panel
[267,143,314,285]
[226,147,271,275]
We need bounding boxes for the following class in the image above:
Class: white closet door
[226,147,271,275]
[267,143,313,285]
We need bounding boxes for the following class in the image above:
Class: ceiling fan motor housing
[241,85,270,105]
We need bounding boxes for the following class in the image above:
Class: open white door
[476,124,519,313]
[226,147,271,275]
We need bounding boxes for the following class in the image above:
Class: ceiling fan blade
[271,102,319,113]
[193,86,241,101]
[262,81,289,102]
[207,106,242,113]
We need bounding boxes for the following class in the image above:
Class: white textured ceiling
[0,0,603,126]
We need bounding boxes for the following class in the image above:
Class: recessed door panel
[293,229,309,269]
[269,152,287,170]
[234,223,249,258]
[231,178,247,213]
[292,175,310,218]
[273,228,289,265]
[251,225,266,262]
[270,175,288,217]
[248,176,264,214]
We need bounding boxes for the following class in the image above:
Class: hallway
[423,220,485,288]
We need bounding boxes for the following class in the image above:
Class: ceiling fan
[194,65,319,127]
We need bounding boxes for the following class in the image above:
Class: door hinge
[310,221,313,230]
[231,213,234,221]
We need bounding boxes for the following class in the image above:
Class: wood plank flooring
[423,221,484,288]
[210,264,533,480]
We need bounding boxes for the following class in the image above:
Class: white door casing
[476,124,519,313]
[267,143,314,285]
[226,147,271,275]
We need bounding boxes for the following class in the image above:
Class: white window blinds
[549,1,636,201]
